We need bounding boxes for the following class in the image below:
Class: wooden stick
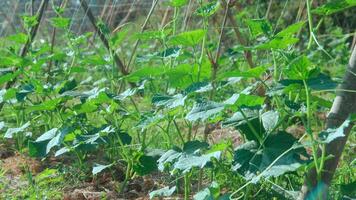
[224,3,255,68]
[0,0,49,112]
[298,46,356,200]
[79,0,129,75]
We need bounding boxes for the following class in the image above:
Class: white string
[77,0,93,34]
[68,0,81,32]
[0,0,20,37]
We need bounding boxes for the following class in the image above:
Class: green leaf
[133,155,157,175]
[110,27,129,49]
[164,64,194,88]
[22,15,38,28]
[245,19,272,38]
[283,56,314,80]
[124,66,165,82]
[305,73,338,90]
[196,1,220,17]
[73,101,98,114]
[340,181,356,198]
[28,140,48,157]
[16,84,35,102]
[135,29,171,41]
[233,132,308,183]
[183,140,209,154]
[4,122,31,139]
[58,79,77,94]
[170,0,188,7]
[185,101,225,122]
[255,36,299,50]
[169,29,206,46]
[225,93,265,108]
[27,98,62,112]
[158,141,220,174]
[137,113,165,131]
[236,117,265,143]
[6,33,28,44]
[152,94,186,109]
[0,71,20,85]
[312,0,356,15]
[50,17,70,28]
[279,73,338,91]
[275,21,306,38]
[158,47,181,58]
[149,186,176,199]
[318,119,351,143]
[92,163,113,175]
[219,65,268,79]
[0,55,23,66]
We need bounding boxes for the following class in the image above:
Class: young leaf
[275,21,306,38]
[284,55,314,80]
[27,98,62,112]
[225,93,265,108]
[255,37,299,50]
[0,71,20,85]
[6,33,28,44]
[195,1,220,17]
[169,29,206,46]
[170,0,188,7]
[245,19,272,38]
[312,0,356,15]
[50,17,70,28]
[110,26,129,49]
[124,66,165,82]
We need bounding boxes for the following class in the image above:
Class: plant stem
[173,119,185,144]
[184,173,190,200]
[303,80,320,177]
[238,107,263,145]
[306,0,313,49]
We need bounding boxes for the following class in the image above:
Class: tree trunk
[298,46,356,199]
